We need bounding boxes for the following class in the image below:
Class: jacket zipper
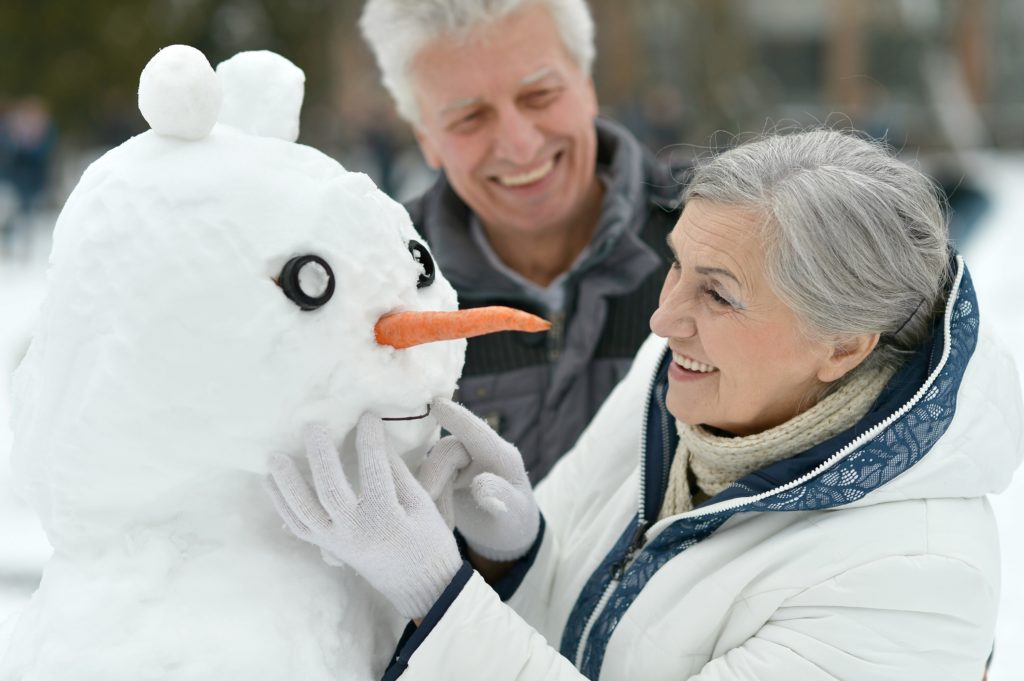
[573,580,615,669]
[547,311,567,361]
[611,521,651,580]
[656,381,673,513]
[573,346,668,668]
[634,348,666,520]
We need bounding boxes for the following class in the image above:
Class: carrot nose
[375,306,551,349]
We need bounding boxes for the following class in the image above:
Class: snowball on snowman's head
[137,44,307,142]
[12,45,543,540]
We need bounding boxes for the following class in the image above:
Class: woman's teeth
[498,158,555,187]
[673,353,717,373]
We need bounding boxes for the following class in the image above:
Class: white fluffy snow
[217,50,305,143]
[954,153,1024,681]
[0,261,50,641]
[138,45,222,141]
[0,47,465,680]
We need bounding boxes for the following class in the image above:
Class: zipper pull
[547,311,566,361]
[611,520,649,580]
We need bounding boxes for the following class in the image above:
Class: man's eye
[450,111,483,131]
[524,89,557,107]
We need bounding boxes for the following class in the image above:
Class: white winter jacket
[382,257,1023,681]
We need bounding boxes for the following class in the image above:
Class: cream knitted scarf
[658,364,896,519]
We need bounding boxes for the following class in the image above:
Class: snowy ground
[1,154,1023,675]
[956,153,1024,679]
[0,216,53,626]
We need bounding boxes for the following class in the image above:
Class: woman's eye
[278,255,335,311]
[703,286,731,307]
[408,240,435,289]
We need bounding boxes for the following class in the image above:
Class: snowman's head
[12,46,543,535]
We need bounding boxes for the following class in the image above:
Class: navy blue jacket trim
[641,354,678,522]
[453,528,470,559]
[380,561,474,681]
[491,514,547,601]
[557,515,645,662]
[560,352,676,662]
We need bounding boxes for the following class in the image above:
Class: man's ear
[584,76,599,119]
[413,127,443,170]
[817,333,881,383]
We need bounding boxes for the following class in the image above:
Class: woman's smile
[669,351,718,382]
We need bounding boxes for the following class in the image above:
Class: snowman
[0,45,545,680]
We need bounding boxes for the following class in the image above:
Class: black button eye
[408,240,435,289]
[278,255,335,311]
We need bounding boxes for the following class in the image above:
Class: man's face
[410,4,600,239]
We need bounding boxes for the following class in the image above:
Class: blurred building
[1,0,1022,204]
[585,0,1022,154]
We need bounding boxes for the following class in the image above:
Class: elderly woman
[268,130,1023,680]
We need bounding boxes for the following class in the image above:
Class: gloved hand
[417,398,540,562]
[265,414,463,620]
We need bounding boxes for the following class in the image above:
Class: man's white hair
[360,0,596,124]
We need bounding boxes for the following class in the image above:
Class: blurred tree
[0,0,342,146]
[0,0,1017,153]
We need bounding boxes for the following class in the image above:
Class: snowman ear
[138,45,222,141]
[215,51,305,143]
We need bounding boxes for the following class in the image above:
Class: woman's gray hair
[359,0,595,124]
[684,129,951,376]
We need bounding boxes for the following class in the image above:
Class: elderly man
[360,0,682,480]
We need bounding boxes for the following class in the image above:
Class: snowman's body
[0,47,464,680]
[5,477,398,680]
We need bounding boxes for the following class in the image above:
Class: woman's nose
[650,287,697,339]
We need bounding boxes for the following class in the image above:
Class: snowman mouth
[381,405,431,422]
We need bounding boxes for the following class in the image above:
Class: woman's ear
[817,333,881,383]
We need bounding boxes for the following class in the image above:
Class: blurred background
[1,0,1022,677]
[1,0,1021,209]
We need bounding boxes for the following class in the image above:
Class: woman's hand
[265,414,463,621]
[418,398,540,564]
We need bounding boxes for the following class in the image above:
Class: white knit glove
[417,398,540,562]
[265,414,463,620]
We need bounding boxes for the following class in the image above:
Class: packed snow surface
[216,50,305,142]
[138,45,222,141]
[0,46,465,681]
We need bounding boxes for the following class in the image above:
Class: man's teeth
[673,353,717,373]
[498,158,555,187]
